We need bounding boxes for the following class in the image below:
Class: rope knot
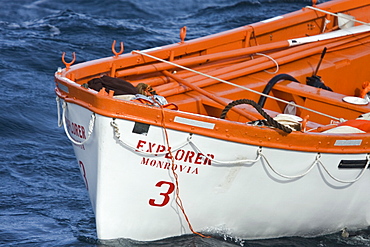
[110,119,120,138]
[89,114,96,132]
[136,83,157,96]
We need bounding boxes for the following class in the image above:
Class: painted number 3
[149,181,175,207]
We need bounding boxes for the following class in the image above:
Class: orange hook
[312,0,317,6]
[360,81,370,98]
[62,52,76,70]
[112,40,124,58]
[180,26,187,44]
[301,115,310,132]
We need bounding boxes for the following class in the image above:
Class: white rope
[133,50,343,122]
[260,151,370,183]
[56,96,63,127]
[62,101,96,146]
[189,139,262,165]
[259,150,318,179]
[254,53,279,74]
[305,6,370,26]
[316,154,370,183]
[109,114,368,183]
[110,118,192,156]
[111,117,262,163]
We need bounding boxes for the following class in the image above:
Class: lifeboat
[55,0,370,241]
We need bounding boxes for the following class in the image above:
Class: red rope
[156,97,210,239]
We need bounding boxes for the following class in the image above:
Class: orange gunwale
[55,78,370,154]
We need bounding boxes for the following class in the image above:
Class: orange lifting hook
[360,81,370,98]
[62,52,76,70]
[180,26,187,44]
[112,40,124,58]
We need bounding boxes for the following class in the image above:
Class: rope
[315,154,370,183]
[108,101,367,183]
[254,52,279,74]
[110,119,192,156]
[133,50,342,122]
[56,96,63,127]
[111,117,261,165]
[61,101,96,145]
[110,97,207,237]
[260,151,319,179]
[190,142,262,166]
[154,97,210,239]
[175,138,370,183]
[220,99,293,133]
[260,151,370,183]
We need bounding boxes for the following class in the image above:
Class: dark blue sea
[2,0,370,246]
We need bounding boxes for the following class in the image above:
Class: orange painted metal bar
[161,70,258,121]
[117,40,289,78]
[138,31,370,95]
[158,32,370,97]
[130,34,368,100]
[55,82,370,153]
[130,55,250,87]
[127,56,250,91]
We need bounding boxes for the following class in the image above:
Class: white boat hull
[62,101,370,241]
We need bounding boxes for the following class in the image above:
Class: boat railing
[133,50,349,123]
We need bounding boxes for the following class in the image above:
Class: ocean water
[2,0,370,246]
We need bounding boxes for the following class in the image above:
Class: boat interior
[59,1,370,133]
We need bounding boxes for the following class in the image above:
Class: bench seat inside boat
[167,79,370,131]
[272,81,370,122]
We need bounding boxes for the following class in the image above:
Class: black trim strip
[338,160,368,169]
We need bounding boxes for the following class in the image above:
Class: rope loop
[189,140,262,165]
[61,101,96,145]
[315,153,370,183]
[254,52,279,74]
[110,118,191,156]
[56,96,63,127]
[260,151,317,179]
[260,149,369,184]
